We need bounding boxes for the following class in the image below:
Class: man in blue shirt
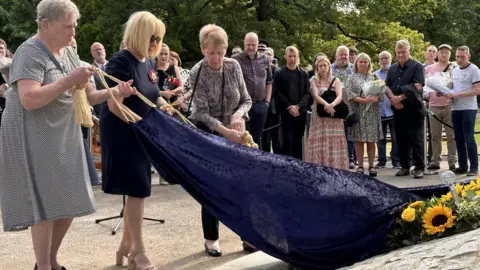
[374,51,400,168]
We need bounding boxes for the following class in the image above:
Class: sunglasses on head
[150,35,162,44]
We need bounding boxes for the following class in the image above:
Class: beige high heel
[116,242,130,266]
[127,251,157,270]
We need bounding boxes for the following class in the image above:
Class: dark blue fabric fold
[131,108,454,269]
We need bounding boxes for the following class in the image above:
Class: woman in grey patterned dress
[346,53,383,177]
[190,24,252,256]
[0,1,134,269]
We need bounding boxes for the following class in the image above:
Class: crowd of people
[1,0,480,269]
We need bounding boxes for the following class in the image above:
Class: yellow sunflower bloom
[422,205,456,235]
[408,201,425,208]
[440,192,452,203]
[463,180,477,191]
[401,207,416,222]
[455,183,464,195]
[476,191,480,196]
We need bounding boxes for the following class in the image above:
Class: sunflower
[463,180,477,191]
[401,207,416,222]
[408,201,425,208]
[440,192,452,203]
[422,205,456,235]
[455,183,464,195]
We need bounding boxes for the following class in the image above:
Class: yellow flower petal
[401,207,416,222]
[422,205,456,235]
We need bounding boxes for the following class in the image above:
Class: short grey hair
[395,39,410,50]
[36,0,80,28]
[336,45,349,55]
[379,51,392,59]
[457,46,471,55]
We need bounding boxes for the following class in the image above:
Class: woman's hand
[324,103,335,116]
[161,90,175,99]
[67,66,96,86]
[114,79,136,97]
[223,129,244,144]
[230,114,245,132]
[364,96,378,103]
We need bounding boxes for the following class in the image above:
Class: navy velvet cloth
[132,108,460,269]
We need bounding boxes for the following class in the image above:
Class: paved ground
[0,160,473,269]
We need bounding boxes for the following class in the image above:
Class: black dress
[100,50,160,198]
[0,75,5,126]
[157,64,177,103]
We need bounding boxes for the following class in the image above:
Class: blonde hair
[123,11,166,59]
[285,46,299,55]
[354,53,372,73]
[396,39,410,50]
[36,0,80,29]
[314,54,333,80]
[199,24,228,49]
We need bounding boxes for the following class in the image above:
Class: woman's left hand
[230,114,245,132]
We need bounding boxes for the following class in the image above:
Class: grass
[382,115,480,156]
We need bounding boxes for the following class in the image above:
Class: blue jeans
[452,110,478,171]
[247,101,269,146]
[377,117,400,165]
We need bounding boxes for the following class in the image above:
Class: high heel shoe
[34,263,67,270]
[116,241,131,266]
[127,251,157,270]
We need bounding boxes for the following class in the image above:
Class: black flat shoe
[204,243,222,257]
[242,241,258,253]
[369,167,377,177]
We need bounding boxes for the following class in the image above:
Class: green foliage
[387,180,480,251]
[0,0,477,68]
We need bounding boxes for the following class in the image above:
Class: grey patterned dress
[0,38,96,231]
[189,58,252,131]
[346,73,384,142]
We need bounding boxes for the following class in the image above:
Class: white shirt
[451,63,480,111]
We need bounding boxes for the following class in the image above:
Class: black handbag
[316,78,349,119]
[345,88,364,127]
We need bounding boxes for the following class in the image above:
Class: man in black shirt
[385,40,426,179]
[274,46,311,159]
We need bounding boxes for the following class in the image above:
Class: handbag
[345,89,363,127]
[316,78,349,119]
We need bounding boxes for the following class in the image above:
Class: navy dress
[100,50,160,198]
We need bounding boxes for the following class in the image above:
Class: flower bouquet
[387,177,480,250]
[424,72,453,96]
[163,76,181,91]
[361,79,386,114]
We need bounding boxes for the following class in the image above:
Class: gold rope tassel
[72,84,94,127]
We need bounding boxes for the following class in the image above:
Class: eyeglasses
[150,35,162,44]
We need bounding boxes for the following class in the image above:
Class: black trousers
[280,112,306,160]
[194,121,221,240]
[262,113,281,153]
[202,207,219,240]
[394,110,425,171]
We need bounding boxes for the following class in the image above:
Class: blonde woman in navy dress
[100,11,168,270]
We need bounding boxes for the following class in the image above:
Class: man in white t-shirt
[446,46,480,176]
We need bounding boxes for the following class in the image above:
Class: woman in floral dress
[346,53,383,176]
[305,54,348,170]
